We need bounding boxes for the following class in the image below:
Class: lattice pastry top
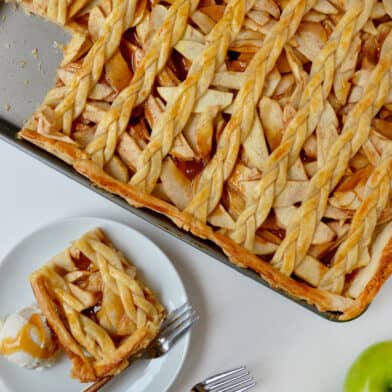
[14,0,392,320]
[30,228,165,382]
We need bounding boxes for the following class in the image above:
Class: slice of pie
[9,0,392,320]
[30,228,165,382]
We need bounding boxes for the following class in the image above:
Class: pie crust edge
[20,128,392,320]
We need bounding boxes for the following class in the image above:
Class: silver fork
[84,302,198,392]
[192,366,256,392]
[148,302,199,357]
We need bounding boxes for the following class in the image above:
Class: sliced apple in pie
[9,0,392,320]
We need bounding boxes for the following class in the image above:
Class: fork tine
[206,372,249,390]
[164,311,199,347]
[234,383,257,392]
[161,303,191,330]
[193,367,256,392]
[216,380,256,392]
[203,367,247,385]
[160,308,196,338]
[208,375,255,392]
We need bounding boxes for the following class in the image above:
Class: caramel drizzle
[0,314,56,359]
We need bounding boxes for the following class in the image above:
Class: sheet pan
[0,3,364,321]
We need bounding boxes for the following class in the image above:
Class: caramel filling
[0,314,56,359]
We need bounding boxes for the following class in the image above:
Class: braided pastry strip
[271,31,392,276]
[229,0,375,251]
[92,244,146,328]
[39,264,118,360]
[184,0,317,223]
[52,0,138,135]
[77,235,160,327]
[63,303,116,360]
[46,0,68,24]
[319,155,392,294]
[129,0,253,193]
[85,0,200,166]
[18,0,68,24]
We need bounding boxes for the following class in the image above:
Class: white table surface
[1,5,392,392]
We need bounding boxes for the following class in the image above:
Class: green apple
[344,341,392,392]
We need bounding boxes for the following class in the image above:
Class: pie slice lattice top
[30,228,165,381]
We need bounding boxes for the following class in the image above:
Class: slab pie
[30,228,165,382]
[9,0,392,320]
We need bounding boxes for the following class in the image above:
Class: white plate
[0,217,189,392]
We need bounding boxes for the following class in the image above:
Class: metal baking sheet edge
[0,118,368,322]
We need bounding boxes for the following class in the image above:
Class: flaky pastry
[30,228,165,382]
[11,0,392,319]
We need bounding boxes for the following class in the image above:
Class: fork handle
[83,376,112,392]
[191,386,204,392]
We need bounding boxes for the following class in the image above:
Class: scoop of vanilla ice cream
[0,305,59,370]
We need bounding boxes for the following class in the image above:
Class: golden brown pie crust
[13,0,392,320]
[30,228,165,381]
